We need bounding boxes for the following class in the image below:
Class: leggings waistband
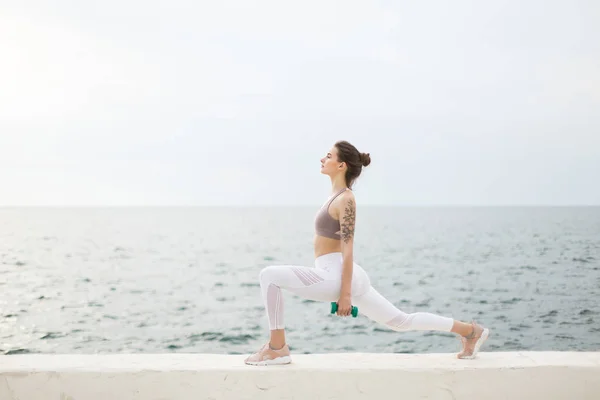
[315,252,343,270]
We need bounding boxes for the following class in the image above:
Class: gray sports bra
[314,188,349,240]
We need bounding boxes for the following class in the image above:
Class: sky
[1,1,599,206]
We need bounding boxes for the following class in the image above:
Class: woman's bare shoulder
[331,190,356,215]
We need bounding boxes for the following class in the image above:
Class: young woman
[244,140,490,366]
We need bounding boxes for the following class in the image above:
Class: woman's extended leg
[353,286,490,359]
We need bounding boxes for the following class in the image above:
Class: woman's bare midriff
[314,235,342,258]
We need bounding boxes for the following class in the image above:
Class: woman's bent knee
[259,265,289,285]
[259,265,276,282]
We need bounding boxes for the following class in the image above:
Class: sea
[1,207,599,356]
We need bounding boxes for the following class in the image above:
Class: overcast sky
[1,1,599,206]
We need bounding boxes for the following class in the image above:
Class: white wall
[1,352,599,400]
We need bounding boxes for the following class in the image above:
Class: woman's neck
[330,175,347,194]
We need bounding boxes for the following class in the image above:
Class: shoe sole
[245,356,292,366]
[460,328,490,360]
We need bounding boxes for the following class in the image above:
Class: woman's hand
[336,294,353,317]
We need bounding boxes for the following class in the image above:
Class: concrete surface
[1,352,599,399]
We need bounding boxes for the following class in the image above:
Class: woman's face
[320,146,343,175]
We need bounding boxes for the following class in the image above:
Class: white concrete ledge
[1,352,599,399]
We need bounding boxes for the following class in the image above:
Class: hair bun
[360,152,371,167]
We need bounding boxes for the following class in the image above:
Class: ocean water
[1,207,599,356]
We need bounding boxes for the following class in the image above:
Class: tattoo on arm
[341,199,356,244]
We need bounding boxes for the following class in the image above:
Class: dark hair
[334,140,371,188]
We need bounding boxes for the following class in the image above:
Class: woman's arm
[336,192,356,316]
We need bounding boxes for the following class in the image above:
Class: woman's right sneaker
[457,321,489,359]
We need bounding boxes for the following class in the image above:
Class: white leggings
[259,252,454,332]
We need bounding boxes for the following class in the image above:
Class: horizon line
[1,204,599,208]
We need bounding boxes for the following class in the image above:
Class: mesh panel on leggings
[385,313,411,330]
[267,283,282,329]
[291,267,324,286]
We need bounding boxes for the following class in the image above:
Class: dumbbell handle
[330,302,359,318]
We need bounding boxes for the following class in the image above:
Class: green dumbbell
[330,302,359,318]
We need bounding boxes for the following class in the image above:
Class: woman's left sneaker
[244,343,292,366]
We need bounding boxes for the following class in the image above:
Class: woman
[244,140,489,366]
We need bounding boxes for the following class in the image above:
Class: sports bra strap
[326,188,349,210]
